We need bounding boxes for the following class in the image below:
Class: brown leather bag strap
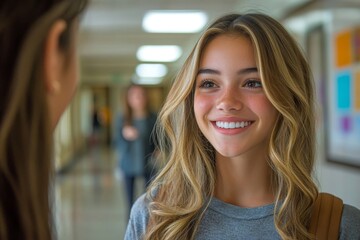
[309,192,344,240]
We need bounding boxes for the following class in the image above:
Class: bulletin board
[327,27,360,168]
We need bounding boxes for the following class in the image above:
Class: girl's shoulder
[340,204,360,239]
[124,193,151,240]
[132,193,151,217]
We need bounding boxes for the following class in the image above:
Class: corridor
[55,146,144,240]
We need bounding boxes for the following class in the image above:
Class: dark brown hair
[0,0,87,239]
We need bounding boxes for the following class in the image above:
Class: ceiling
[78,0,311,86]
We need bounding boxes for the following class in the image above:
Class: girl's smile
[211,118,254,135]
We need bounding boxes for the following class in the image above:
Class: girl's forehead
[129,86,144,93]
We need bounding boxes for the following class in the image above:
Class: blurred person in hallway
[125,13,360,240]
[115,84,157,217]
[90,104,104,147]
[0,0,87,239]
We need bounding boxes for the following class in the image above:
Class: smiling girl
[125,13,360,240]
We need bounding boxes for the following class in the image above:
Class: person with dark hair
[0,0,87,239]
[115,84,157,217]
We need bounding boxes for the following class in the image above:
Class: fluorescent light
[136,64,168,78]
[142,11,208,33]
[137,45,182,62]
[133,77,163,85]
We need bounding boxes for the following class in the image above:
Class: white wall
[315,127,360,209]
[285,8,360,209]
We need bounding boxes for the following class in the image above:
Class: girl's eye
[199,80,217,88]
[244,80,262,89]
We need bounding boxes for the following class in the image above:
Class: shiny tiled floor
[55,146,146,240]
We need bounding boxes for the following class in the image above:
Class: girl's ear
[43,19,67,94]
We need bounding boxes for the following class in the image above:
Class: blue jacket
[115,112,157,176]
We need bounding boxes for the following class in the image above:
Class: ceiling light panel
[137,45,182,62]
[133,77,163,85]
[142,10,208,33]
[136,64,168,78]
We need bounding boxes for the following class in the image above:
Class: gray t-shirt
[124,193,360,240]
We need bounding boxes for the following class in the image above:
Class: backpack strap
[309,192,344,240]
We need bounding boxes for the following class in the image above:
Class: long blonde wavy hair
[146,13,318,240]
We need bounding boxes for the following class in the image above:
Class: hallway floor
[55,146,145,240]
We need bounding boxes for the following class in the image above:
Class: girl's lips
[215,121,252,129]
[210,120,254,135]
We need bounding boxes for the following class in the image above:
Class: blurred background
[55,0,360,239]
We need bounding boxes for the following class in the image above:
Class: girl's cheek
[195,93,213,109]
[248,96,278,119]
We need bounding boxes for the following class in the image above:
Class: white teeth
[216,121,251,129]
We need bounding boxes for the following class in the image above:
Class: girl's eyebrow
[197,67,258,76]
[237,67,258,75]
[197,68,220,75]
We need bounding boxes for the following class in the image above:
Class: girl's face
[128,85,147,111]
[194,34,278,159]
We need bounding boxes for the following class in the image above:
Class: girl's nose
[216,88,243,112]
